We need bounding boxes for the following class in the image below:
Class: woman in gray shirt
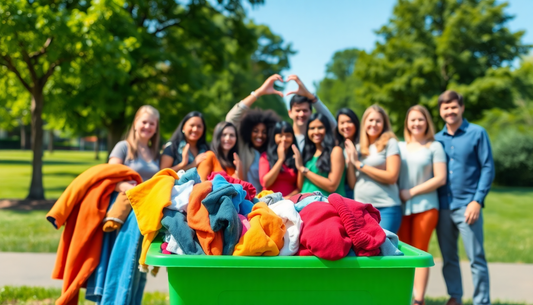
[109,105,161,192]
[345,105,402,233]
[397,105,447,305]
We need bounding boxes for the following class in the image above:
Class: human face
[251,123,267,149]
[288,103,312,127]
[274,131,294,151]
[307,119,326,144]
[407,110,428,139]
[337,114,356,140]
[364,110,384,140]
[134,113,157,141]
[439,100,464,126]
[183,116,204,143]
[220,126,237,153]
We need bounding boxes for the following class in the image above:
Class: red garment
[328,194,385,256]
[258,152,298,197]
[297,201,352,260]
[161,242,173,255]
[46,164,142,305]
[207,171,256,200]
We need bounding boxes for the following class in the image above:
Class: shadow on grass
[0,160,96,166]
[490,186,533,194]
[44,172,79,178]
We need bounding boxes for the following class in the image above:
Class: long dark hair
[266,121,298,171]
[211,121,238,169]
[168,111,208,155]
[303,113,336,173]
[335,107,360,147]
[239,109,280,153]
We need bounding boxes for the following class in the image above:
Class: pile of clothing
[128,168,403,271]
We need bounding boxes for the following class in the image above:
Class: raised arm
[285,74,336,128]
[226,74,284,126]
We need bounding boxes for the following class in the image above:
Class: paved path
[1,253,532,303]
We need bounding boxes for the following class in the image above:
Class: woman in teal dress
[293,113,345,196]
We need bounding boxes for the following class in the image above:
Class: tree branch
[29,37,53,59]
[153,20,182,34]
[1,55,32,92]
[14,32,39,82]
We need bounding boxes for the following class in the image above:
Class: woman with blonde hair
[397,105,447,305]
[109,105,161,191]
[345,104,402,232]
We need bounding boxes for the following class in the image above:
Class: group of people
[109,74,494,305]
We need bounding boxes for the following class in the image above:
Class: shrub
[493,131,533,186]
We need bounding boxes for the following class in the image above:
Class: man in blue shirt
[435,90,495,305]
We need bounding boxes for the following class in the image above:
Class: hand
[193,152,207,166]
[464,201,482,225]
[255,74,284,97]
[277,143,286,160]
[344,139,358,165]
[117,180,137,193]
[285,75,314,100]
[181,143,190,166]
[233,152,242,172]
[400,189,413,202]
[291,144,304,169]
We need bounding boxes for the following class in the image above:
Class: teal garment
[398,141,446,215]
[302,155,346,196]
[162,140,208,167]
[354,138,401,207]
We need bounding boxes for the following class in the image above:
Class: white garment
[167,180,194,212]
[167,235,185,255]
[268,200,303,256]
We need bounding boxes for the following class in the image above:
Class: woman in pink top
[259,121,300,197]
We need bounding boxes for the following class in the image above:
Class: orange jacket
[47,164,142,305]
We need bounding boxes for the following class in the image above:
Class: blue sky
[244,0,533,105]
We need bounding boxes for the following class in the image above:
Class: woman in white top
[397,105,447,305]
[345,104,402,233]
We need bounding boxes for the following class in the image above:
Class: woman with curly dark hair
[292,113,345,196]
[197,121,242,180]
[160,111,209,172]
[226,75,282,192]
[258,121,300,197]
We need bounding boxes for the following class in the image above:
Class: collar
[443,119,469,135]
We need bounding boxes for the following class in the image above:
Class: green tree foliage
[0,0,293,199]
[317,49,365,116]
[318,0,530,132]
[492,131,533,187]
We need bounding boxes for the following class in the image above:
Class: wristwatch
[250,91,258,98]
[358,162,365,169]
[301,167,309,174]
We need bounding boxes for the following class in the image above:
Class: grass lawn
[0,150,107,199]
[0,286,528,305]
[0,150,532,264]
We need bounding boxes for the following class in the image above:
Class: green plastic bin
[146,239,434,305]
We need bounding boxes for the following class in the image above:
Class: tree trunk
[48,129,54,154]
[107,119,126,156]
[27,89,45,200]
[19,119,26,150]
[94,131,100,160]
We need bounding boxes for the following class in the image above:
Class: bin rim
[146,238,434,269]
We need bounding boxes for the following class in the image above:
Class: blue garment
[211,174,253,216]
[202,184,242,255]
[247,150,262,193]
[437,207,490,305]
[161,209,205,255]
[376,205,403,234]
[294,192,328,213]
[177,168,201,186]
[435,120,495,210]
[162,140,209,167]
[86,192,146,305]
[380,229,403,256]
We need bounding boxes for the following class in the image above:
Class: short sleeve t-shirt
[302,155,346,197]
[398,141,447,215]
[354,138,401,207]
[109,140,160,181]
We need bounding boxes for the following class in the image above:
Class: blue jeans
[377,205,402,234]
[436,207,490,305]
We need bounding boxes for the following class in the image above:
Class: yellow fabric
[233,202,286,256]
[127,168,178,269]
[256,190,274,199]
